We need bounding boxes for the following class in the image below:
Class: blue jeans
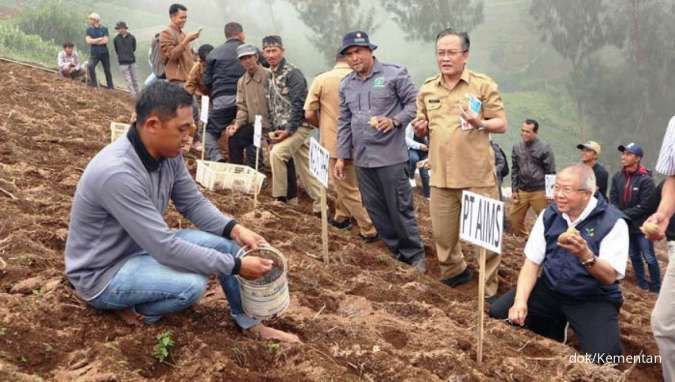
[408,149,430,198]
[88,229,259,329]
[629,233,661,291]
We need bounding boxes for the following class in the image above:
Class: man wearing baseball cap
[609,142,659,292]
[577,141,608,200]
[335,30,426,272]
[227,43,268,170]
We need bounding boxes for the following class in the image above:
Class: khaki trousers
[430,185,500,297]
[270,126,322,212]
[509,190,548,236]
[329,158,376,236]
[652,241,675,382]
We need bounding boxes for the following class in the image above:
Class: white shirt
[655,116,675,176]
[524,197,629,279]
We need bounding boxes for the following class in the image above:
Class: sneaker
[409,178,416,187]
[409,255,427,274]
[441,268,473,288]
[288,197,299,206]
[328,216,352,230]
[358,233,379,243]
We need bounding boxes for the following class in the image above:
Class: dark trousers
[206,106,237,136]
[356,162,424,262]
[286,158,297,200]
[407,149,430,198]
[204,106,237,162]
[228,124,264,172]
[489,277,623,361]
[88,52,113,89]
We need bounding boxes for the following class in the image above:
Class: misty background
[1,0,673,181]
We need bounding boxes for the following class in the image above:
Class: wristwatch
[581,255,598,268]
[477,121,487,131]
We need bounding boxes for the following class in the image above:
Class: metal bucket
[236,245,289,320]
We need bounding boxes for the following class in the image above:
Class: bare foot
[115,309,144,326]
[248,324,302,343]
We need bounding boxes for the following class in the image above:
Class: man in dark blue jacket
[490,164,628,362]
[85,13,113,89]
[202,22,246,162]
[609,143,659,292]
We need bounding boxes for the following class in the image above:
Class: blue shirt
[86,25,109,56]
[337,60,417,168]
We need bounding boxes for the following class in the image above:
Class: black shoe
[441,268,473,288]
[358,233,379,243]
[408,255,427,274]
[328,216,352,230]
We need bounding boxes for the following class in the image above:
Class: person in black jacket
[609,142,659,292]
[577,140,609,200]
[202,22,246,162]
[113,21,139,97]
[510,119,556,235]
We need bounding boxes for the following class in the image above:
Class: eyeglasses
[553,185,589,196]
[436,49,467,58]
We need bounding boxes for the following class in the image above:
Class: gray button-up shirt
[337,60,417,168]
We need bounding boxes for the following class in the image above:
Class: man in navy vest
[489,164,629,362]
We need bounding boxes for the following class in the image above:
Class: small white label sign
[253,115,262,148]
[459,191,504,254]
[200,96,210,124]
[309,137,329,188]
[545,174,556,199]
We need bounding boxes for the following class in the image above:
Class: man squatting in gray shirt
[64,81,299,343]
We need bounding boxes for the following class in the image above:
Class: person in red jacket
[609,143,659,292]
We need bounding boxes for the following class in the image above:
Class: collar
[245,66,265,84]
[525,137,539,147]
[334,62,351,70]
[126,123,163,172]
[562,197,598,226]
[169,23,182,34]
[436,67,471,87]
[272,58,288,74]
[363,59,383,80]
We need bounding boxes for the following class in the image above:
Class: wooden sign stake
[477,247,487,365]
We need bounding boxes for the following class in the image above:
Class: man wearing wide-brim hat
[335,30,426,273]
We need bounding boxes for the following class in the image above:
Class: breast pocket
[370,86,395,114]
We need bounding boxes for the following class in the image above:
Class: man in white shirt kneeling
[489,164,629,363]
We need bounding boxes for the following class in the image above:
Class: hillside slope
[0,60,664,381]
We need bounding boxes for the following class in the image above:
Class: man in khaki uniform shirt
[413,30,507,297]
[159,4,199,84]
[305,54,377,240]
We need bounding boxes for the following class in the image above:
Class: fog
[5,0,675,176]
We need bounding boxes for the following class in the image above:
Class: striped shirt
[656,116,675,176]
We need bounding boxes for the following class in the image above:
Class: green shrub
[15,0,87,51]
[0,23,60,67]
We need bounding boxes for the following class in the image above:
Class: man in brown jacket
[159,3,200,85]
[304,53,377,241]
[227,43,269,169]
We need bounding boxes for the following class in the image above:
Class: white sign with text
[253,115,262,148]
[309,137,329,188]
[200,96,210,124]
[459,191,504,254]
[545,174,556,199]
